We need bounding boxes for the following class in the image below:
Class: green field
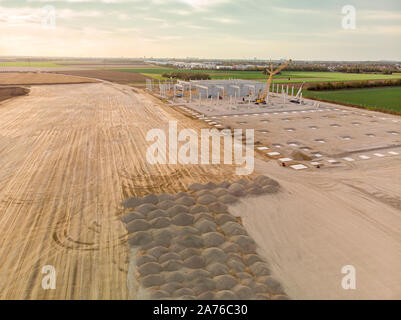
[304,87,401,113]
[0,61,63,68]
[113,67,401,84]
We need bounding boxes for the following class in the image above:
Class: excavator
[256,59,292,104]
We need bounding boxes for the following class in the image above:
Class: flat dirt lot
[0,82,236,299]
[52,70,150,84]
[0,73,98,86]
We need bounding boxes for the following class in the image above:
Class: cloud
[178,0,229,9]
[144,16,166,22]
[26,0,133,3]
[272,6,322,15]
[351,25,401,36]
[185,24,209,30]
[359,10,401,21]
[203,17,238,24]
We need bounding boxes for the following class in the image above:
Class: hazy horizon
[0,0,400,60]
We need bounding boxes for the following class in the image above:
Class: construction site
[146,66,401,172]
[0,63,400,301]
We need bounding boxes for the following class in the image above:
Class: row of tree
[263,65,399,74]
[308,79,401,91]
[162,71,211,81]
[334,66,398,74]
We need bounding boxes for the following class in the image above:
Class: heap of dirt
[290,150,313,161]
[122,175,288,300]
[0,87,29,103]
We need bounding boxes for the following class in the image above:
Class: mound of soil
[291,150,313,161]
[0,87,29,103]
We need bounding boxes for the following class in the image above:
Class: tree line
[308,79,401,91]
[162,71,211,81]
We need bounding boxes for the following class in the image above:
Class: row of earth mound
[121,175,289,300]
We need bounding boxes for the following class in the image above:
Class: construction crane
[256,59,292,104]
[290,82,306,104]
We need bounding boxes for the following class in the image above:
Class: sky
[0,0,400,60]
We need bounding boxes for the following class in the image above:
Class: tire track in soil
[0,82,238,299]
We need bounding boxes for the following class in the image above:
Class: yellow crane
[257,59,292,104]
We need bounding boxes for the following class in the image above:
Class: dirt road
[0,82,235,299]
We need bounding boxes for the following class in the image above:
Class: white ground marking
[291,164,308,170]
[359,155,371,160]
[374,153,385,158]
[268,152,281,156]
[388,151,399,155]
[327,160,339,164]
[343,157,355,162]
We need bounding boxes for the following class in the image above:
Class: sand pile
[121,175,288,300]
[290,150,313,161]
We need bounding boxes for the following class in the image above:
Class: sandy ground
[0,82,235,299]
[230,157,401,299]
